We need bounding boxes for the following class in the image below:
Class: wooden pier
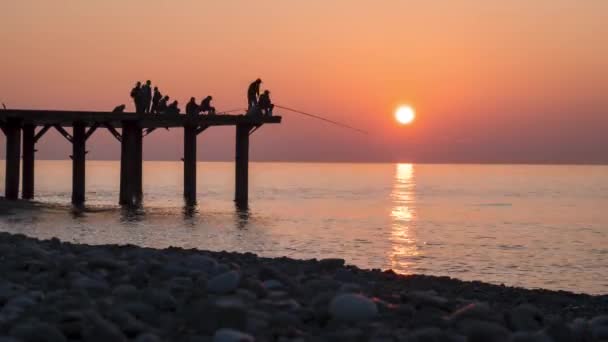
[0,110,281,207]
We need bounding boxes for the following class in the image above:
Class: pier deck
[0,109,282,207]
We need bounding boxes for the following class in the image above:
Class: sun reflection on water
[389,163,418,272]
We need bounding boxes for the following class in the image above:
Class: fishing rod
[275,104,368,135]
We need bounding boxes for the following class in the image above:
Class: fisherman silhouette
[247,78,262,111]
[258,90,274,116]
[199,96,216,115]
[151,87,162,113]
[157,95,169,114]
[112,104,126,113]
[186,97,198,116]
[130,81,142,113]
[166,100,180,115]
[141,80,152,113]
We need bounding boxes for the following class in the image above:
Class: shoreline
[1,232,607,341]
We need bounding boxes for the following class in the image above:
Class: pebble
[208,271,241,294]
[0,232,606,342]
[212,328,254,342]
[328,293,378,322]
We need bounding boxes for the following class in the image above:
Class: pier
[0,110,281,207]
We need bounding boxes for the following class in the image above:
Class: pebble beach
[1,232,607,342]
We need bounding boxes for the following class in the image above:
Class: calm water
[1,161,607,294]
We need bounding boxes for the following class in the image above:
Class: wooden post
[120,121,143,206]
[22,124,36,199]
[119,130,128,205]
[235,124,251,206]
[183,125,197,205]
[4,119,22,200]
[135,125,143,202]
[72,122,86,205]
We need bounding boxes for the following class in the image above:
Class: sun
[395,105,415,125]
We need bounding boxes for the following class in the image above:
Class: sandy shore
[0,232,607,341]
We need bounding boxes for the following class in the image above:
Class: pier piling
[235,124,251,207]
[71,122,86,205]
[22,124,35,199]
[120,121,143,206]
[4,118,22,200]
[183,124,197,205]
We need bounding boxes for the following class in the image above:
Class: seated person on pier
[112,104,126,113]
[199,96,216,115]
[166,100,180,115]
[157,96,170,114]
[186,97,199,116]
[258,90,274,116]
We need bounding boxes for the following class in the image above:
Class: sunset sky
[1,0,607,163]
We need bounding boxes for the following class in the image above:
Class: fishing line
[275,104,368,135]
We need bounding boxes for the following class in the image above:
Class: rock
[262,279,283,290]
[71,276,110,294]
[319,258,345,270]
[569,318,589,341]
[82,312,127,342]
[456,320,510,342]
[328,293,378,322]
[186,255,218,274]
[208,271,241,294]
[338,283,362,294]
[407,327,463,342]
[543,318,573,342]
[142,288,177,311]
[403,291,450,310]
[10,321,67,342]
[509,332,553,342]
[112,284,139,299]
[213,297,248,330]
[506,304,543,332]
[212,328,254,342]
[135,333,162,342]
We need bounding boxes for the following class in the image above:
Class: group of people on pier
[121,79,274,116]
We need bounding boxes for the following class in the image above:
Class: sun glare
[395,106,415,125]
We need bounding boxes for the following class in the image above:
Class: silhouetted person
[130,81,142,113]
[186,97,198,116]
[157,95,170,113]
[141,80,152,113]
[151,87,162,113]
[113,104,126,113]
[199,96,215,115]
[258,90,274,116]
[166,100,180,115]
[247,78,262,110]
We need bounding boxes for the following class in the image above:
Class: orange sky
[1,0,607,163]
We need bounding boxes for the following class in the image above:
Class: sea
[0,161,606,294]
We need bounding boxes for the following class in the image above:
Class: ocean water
[0,161,607,294]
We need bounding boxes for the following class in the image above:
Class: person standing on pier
[141,80,152,113]
[258,90,274,116]
[130,81,142,113]
[186,97,199,116]
[199,96,216,115]
[247,78,262,110]
[151,87,162,113]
